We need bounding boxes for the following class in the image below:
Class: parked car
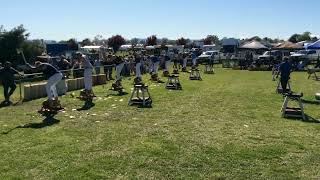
[291,50,320,60]
[202,45,219,52]
[290,50,320,69]
[197,51,220,64]
[258,50,283,61]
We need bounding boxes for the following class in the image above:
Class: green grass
[0,66,320,179]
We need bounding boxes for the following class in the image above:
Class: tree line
[1,25,318,65]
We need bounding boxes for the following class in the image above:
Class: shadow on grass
[301,99,320,105]
[137,105,153,109]
[0,101,11,109]
[77,101,95,111]
[106,91,129,97]
[1,117,60,135]
[285,115,320,124]
[0,101,23,109]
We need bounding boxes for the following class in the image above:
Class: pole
[19,78,22,101]
[16,49,28,65]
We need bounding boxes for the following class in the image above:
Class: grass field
[0,66,320,179]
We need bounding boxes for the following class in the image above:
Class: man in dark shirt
[0,61,21,104]
[279,57,292,93]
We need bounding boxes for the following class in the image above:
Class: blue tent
[307,40,320,49]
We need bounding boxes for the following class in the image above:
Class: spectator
[94,55,102,75]
[72,59,82,78]
[103,54,114,81]
[58,58,71,78]
[0,62,22,105]
[279,57,292,93]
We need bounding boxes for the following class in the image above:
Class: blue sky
[0,0,319,41]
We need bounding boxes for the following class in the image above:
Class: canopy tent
[274,41,303,50]
[307,40,320,49]
[119,45,133,50]
[145,46,155,50]
[239,41,268,50]
[222,38,240,46]
[81,46,104,49]
[297,41,312,48]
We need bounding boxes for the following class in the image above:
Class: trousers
[116,63,124,81]
[135,63,141,78]
[84,69,93,90]
[46,73,63,99]
[3,81,16,101]
[165,61,171,71]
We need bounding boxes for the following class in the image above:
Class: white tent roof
[240,41,268,49]
[82,46,104,49]
[203,44,217,47]
[119,45,132,50]
[145,46,155,50]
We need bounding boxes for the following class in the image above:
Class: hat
[5,61,11,66]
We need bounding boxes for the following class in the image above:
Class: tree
[263,37,274,43]
[107,35,125,52]
[67,38,78,50]
[80,38,92,46]
[138,39,146,45]
[146,35,157,46]
[176,37,187,46]
[21,40,44,62]
[203,37,212,45]
[167,39,176,45]
[248,36,262,42]
[0,25,43,65]
[297,32,312,42]
[288,34,299,43]
[130,38,139,47]
[289,32,313,43]
[203,35,220,45]
[93,34,103,45]
[160,38,169,45]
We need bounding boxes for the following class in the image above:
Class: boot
[89,90,95,97]
[173,68,179,74]
[163,71,169,77]
[42,100,51,109]
[151,74,158,81]
[52,99,62,110]
[134,77,142,85]
[42,99,57,110]
[80,90,86,97]
[112,80,122,91]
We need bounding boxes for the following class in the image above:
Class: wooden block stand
[190,69,202,80]
[166,75,182,90]
[276,81,291,94]
[128,84,152,107]
[281,93,306,120]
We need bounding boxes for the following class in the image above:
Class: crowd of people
[37,51,199,81]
